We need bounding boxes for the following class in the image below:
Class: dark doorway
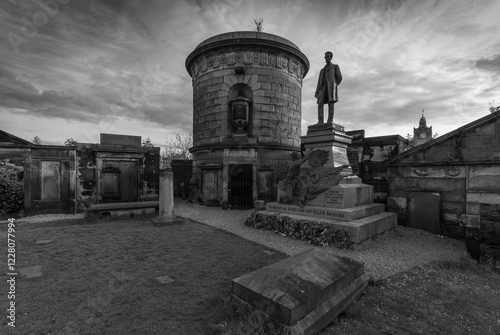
[101,161,138,203]
[407,191,441,234]
[228,164,253,208]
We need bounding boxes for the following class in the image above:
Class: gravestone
[232,249,369,335]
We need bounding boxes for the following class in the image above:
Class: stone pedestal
[151,168,183,226]
[271,121,396,243]
[232,249,369,335]
[301,123,353,175]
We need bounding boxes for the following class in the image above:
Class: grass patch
[1,217,287,334]
[324,257,500,335]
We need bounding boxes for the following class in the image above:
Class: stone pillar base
[301,122,353,175]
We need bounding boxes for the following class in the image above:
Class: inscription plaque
[325,189,343,206]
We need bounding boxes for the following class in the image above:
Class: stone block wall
[387,165,468,238]
[386,112,500,241]
[74,142,160,210]
[190,52,305,148]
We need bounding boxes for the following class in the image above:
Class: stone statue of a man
[315,51,342,124]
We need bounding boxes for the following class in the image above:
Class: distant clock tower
[413,109,432,146]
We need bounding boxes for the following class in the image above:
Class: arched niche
[228,84,254,137]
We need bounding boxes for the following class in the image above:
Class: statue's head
[324,51,333,63]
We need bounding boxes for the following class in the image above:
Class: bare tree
[64,138,78,146]
[250,17,264,32]
[163,133,193,160]
[32,136,41,145]
[489,101,499,113]
[142,137,154,148]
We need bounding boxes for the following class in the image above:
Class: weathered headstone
[232,249,369,335]
[151,167,183,226]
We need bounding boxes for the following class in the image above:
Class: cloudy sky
[1,0,499,150]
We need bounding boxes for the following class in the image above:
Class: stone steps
[265,202,385,222]
[259,210,397,244]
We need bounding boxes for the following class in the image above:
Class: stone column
[152,166,183,226]
[159,168,174,218]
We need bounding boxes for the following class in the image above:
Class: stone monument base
[231,249,369,335]
[273,181,397,243]
[262,204,396,244]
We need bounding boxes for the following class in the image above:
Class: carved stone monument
[269,122,396,243]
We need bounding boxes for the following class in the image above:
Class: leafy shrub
[0,162,24,214]
[245,212,353,249]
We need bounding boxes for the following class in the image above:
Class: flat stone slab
[266,202,384,222]
[232,249,369,334]
[260,210,397,244]
[36,239,53,244]
[89,201,159,211]
[151,216,184,227]
[19,266,42,278]
[156,275,175,284]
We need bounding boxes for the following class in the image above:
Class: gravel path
[7,199,467,280]
[173,199,467,280]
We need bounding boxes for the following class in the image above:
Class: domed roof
[185,31,310,78]
[195,31,301,50]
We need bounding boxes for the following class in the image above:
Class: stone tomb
[232,248,369,335]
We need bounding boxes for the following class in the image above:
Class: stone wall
[75,141,160,210]
[481,204,500,248]
[387,164,468,238]
[387,112,500,240]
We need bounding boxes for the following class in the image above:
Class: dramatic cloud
[0,0,499,148]
[475,54,500,73]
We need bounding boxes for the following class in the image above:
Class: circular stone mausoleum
[185,31,309,207]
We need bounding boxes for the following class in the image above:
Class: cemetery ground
[0,202,499,335]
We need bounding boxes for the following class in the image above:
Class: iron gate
[228,164,253,208]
